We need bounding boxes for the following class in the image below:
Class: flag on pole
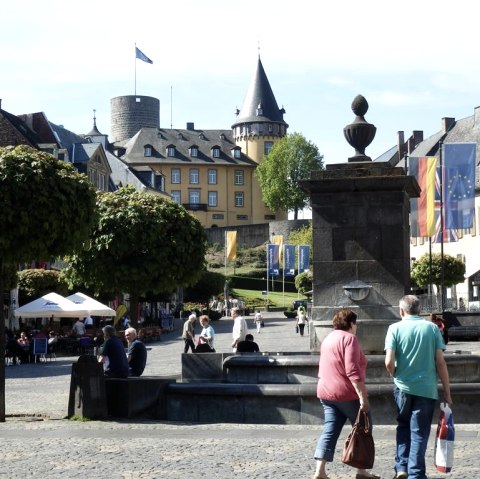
[135,46,153,64]
[298,245,310,273]
[443,143,476,229]
[268,244,280,276]
[226,231,237,261]
[409,157,438,237]
[432,167,458,243]
[272,235,284,262]
[284,244,296,276]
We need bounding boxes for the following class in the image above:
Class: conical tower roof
[232,57,287,128]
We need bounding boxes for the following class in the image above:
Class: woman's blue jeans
[314,398,370,462]
[393,386,435,479]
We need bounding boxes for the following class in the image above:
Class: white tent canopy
[66,292,116,316]
[14,292,89,318]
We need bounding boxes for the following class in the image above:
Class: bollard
[67,354,108,419]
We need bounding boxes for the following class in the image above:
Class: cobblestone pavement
[4,312,480,478]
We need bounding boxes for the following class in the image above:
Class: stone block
[181,353,229,383]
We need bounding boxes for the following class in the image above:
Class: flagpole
[266,243,270,311]
[134,43,137,96]
[439,141,445,313]
[282,244,285,308]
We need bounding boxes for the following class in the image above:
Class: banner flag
[433,167,458,243]
[268,244,280,276]
[409,157,438,237]
[298,245,310,273]
[135,46,153,64]
[272,234,284,262]
[284,244,296,276]
[226,231,237,261]
[443,143,476,229]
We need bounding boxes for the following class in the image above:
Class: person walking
[198,315,215,352]
[313,308,380,479]
[254,310,263,333]
[182,313,197,353]
[385,295,452,479]
[296,307,308,336]
[231,307,248,352]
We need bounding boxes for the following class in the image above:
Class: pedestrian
[231,306,248,352]
[296,307,308,336]
[197,315,215,352]
[313,308,380,479]
[385,295,452,479]
[71,318,86,337]
[182,313,197,353]
[254,310,263,333]
[236,333,260,352]
[98,325,129,378]
[84,315,94,329]
[124,327,147,376]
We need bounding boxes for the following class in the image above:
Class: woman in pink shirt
[312,309,379,479]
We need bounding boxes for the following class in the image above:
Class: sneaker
[394,472,407,479]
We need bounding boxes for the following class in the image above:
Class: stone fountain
[300,94,419,353]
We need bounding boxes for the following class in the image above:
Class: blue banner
[267,244,279,276]
[443,143,476,229]
[298,245,310,273]
[284,244,295,276]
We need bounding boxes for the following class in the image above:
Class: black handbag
[341,409,375,469]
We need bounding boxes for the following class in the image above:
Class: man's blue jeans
[393,386,435,479]
[314,399,371,462]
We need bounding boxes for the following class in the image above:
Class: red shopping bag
[434,402,455,473]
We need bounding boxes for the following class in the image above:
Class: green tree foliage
[295,270,313,296]
[288,222,313,250]
[255,133,323,218]
[184,270,226,302]
[17,269,68,304]
[0,145,97,422]
[411,253,465,289]
[66,187,207,322]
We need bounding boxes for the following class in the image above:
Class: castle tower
[232,57,288,222]
[110,95,160,143]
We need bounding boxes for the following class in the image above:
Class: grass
[234,288,308,309]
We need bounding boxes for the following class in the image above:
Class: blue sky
[2,0,480,170]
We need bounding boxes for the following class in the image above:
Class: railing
[182,203,208,211]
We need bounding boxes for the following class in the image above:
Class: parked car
[291,300,309,311]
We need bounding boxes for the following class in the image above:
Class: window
[171,168,181,184]
[212,147,220,158]
[189,190,200,204]
[232,148,241,159]
[264,141,273,155]
[190,146,198,157]
[237,214,248,220]
[144,146,152,157]
[268,124,273,133]
[235,192,244,208]
[98,173,106,191]
[208,169,217,184]
[212,213,224,220]
[208,191,218,207]
[189,168,199,184]
[258,124,264,134]
[167,146,176,157]
[234,170,244,185]
[171,190,181,204]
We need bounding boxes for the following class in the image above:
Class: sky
[3,0,480,170]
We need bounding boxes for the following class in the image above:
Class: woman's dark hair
[332,309,357,331]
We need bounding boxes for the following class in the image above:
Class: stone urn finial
[343,95,377,162]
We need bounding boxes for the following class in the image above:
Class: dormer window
[232,147,241,159]
[167,145,176,157]
[212,146,220,158]
[199,133,205,140]
[176,132,183,140]
[256,103,263,116]
[219,133,225,140]
[144,146,152,157]
[258,124,264,134]
[189,145,199,157]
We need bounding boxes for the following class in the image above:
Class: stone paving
[3,312,480,478]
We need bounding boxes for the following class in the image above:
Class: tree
[66,187,207,323]
[17,269,68,304]
[255,133,323,219]
[184,270,226,303]
[411,253,465,308]
[0,145,97,421]
[295,270,313,296]
[288,222,313,250]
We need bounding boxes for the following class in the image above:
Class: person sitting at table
[98,325,129,378]
[124,327,147,376]
[47,331,58,353]
[236,333,260,353]
[17,332,31,363]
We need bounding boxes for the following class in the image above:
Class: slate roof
[232,57,288,128]
[120,127,257,167]
[0,109,44,147]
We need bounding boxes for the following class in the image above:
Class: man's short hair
[124,327,137,337]
[102,325,116,337]
[245,334,254,341]
[188,313,197,321]
[231,307,240,316]
[399,295,421,315]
